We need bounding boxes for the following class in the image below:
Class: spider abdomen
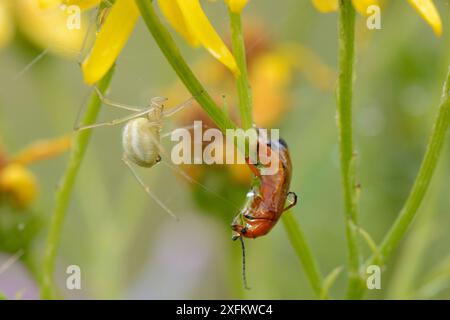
[122,118,161,168]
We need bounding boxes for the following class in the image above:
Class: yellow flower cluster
[0,0,88,57]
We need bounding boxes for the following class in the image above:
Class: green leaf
[320,266,344,300]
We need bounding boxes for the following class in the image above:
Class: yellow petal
[311,0,338,13]
[39,0,101,10]
[38,0,61,8]
[0,0,14,49]
[12,135,71,166]
[224,0,249,13]
[407,0,442,36]
[82,0,139,84]
[175,0,239,76]
[16,0,87,58]
[351,0,380,16]
[65,0,101,10]
[158,0,200,46]
[0,164,38,209]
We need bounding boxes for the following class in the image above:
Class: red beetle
[231,136,297,240]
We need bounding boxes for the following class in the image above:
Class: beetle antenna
[239,236,250,290]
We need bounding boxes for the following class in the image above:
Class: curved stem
[371,67,450,263]
[40,67,115,299]
[337,0,362,299]
[351,66,450,300]
[229,9,253,130]
[135,0,236,132]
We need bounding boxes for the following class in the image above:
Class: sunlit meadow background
[0,0,449,299]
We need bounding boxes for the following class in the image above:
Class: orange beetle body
[231,137,297,240]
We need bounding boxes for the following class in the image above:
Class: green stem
[40,67,115,299]
[135,0,236,132]
[386,185,438,299]
[356,67,450,299]
[229,9,253,130]
[337,0,362,299]
[281,211,324,298]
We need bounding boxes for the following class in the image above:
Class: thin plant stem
[386,182,440,299]
[353,67,450,299]
[337,0,362,299]
[281,211,324,298]
[40,67,115,299]
[228,8,251,298]
[228,9,253,130]
[135,0,236,133]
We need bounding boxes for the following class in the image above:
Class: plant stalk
[337,0,363,299]
[229,9,253,130]
[40,67,115,299]
[347,67,450,300]
[356,67,450,299]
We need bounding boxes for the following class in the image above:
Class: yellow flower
[82,0,238,84]
[158,0,200,46]
[38,0,61,8]
[406,0,442,36]
[313,0,380,15]
[312,0,338,13]
[0,0,93,58]
[312,0,442,36]
[224,0,249,13]
[351,0,380,16]
[0,135,71,209]
[0,164,38,209]
[82,0,140,84]
[163,0,238,75]
[69,0,102,10]
[0,0,14,49]
[38,0,101,10]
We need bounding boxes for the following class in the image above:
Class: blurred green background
[0,0,449,299]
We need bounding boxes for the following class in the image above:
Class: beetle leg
[245,159,261,177]
[283,192,298,212]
